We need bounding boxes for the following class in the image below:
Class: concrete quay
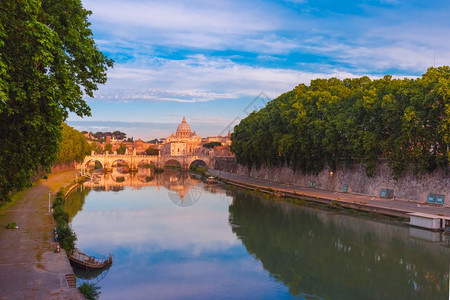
[210,170,450,219]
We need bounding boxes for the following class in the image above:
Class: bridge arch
[137,159,156,168]
[111,159,130,168]
[84,159,104,171]
[110,172,130,183]
[163,159,182,169]
[188,159,208,170]
[188,156,211,169]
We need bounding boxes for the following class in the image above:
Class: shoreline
[0,170,84,299]
[209,170,450,222]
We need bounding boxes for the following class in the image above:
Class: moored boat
[69,249,113,270]
[206,176,216,184]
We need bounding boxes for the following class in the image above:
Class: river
[66,169,450,299]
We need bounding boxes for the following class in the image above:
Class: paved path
[210,170,450,218]
[0,171,83,300]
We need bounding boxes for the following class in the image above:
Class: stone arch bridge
[82,153,214,172]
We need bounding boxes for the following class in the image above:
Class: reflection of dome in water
[163,170,182,183]
[167,185,202,208]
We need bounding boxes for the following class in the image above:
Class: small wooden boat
[206,176,216,184]
[69,249,113,270]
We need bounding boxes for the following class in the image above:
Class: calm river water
[66,169,450,300]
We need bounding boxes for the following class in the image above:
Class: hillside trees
[231,67,449,178]
[56,124,91,164]
[0,0,113,200]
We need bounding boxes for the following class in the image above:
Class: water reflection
[86,168,202,207]
[229,191,450,299]
[65,184,89,221]
[67,176,450,299]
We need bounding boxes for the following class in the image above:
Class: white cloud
[83,0,450,74]
[93,55,361,104]
[73,202,239,255]
[83,0,300,53]
[87,0,276,34]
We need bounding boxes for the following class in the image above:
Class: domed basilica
[161,117,202,155]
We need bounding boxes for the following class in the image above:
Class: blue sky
[68,0,450,140]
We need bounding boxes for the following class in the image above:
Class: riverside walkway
[210,170,450,218]
[0,171,83,300]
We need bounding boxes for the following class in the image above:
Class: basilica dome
[176,116,192,137]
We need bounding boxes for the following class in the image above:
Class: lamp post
[48,190,51,213]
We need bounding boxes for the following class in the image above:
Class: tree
[117,144,127,155]
[203,142,221,148]
[231,67,449,178]
[145,147,159,155]
[89,142,102,154]
[112,131,126,140]
[56,124,91,164]
[0,0,113,200]
[104,144,112,153]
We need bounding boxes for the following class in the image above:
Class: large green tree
[56,123,91,164]
[231,67,449,178]
[0,0,113,200]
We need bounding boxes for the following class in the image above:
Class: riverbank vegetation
[231,66,449,178]
[78,282,101,300]
[53,190,77,251]
[55,124,92,165]
[0,0,112,201]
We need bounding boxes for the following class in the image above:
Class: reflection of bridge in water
[85,169,204,205]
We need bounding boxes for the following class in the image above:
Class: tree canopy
[231,67,449,178]
[145,147,159,155]
[92,131,126,140]
[56,124,91,164]
[117,144,127,155]
[0,0,113,200]
[203,141,221,148]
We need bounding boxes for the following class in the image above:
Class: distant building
[161,117,202,155]
[205,133,232,146]
[134,139,152,154]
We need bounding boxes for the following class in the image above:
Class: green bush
[164,164,181,169]
[52,189,77,251]
[189,165,207,175]
[5,222,17,229]
[57,223,77,251]
[78,283,101,300]
[53,208,69,224]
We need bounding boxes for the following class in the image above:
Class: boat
[69,249,113,271]
[206,176,216,184]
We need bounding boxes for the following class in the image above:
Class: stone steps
[65,273,76,288]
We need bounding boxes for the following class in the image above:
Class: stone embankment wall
[214,157,449,205]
